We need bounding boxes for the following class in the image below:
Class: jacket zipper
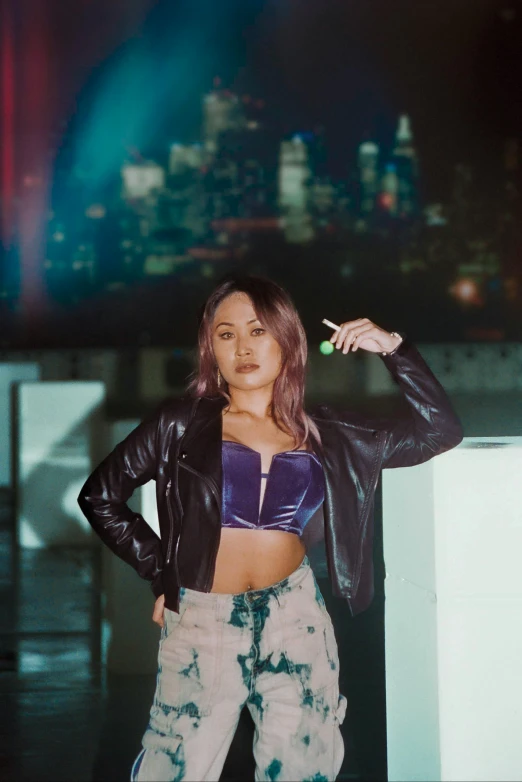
[178,460,221,507]
[178,460,221,590]
[165,416,192,567]
[172,475,185,589]
[165,480,177,559]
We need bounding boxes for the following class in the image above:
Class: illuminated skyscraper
[217,115,278,219]
[391,114,419,218]
[165,146,207,241]
[358,141,380,215]
[278,135,314,243]
[380,163,399,216]
[121,161,165,200]
[278,136,310,211]
[168,143,204,176]
[203,89,245,156]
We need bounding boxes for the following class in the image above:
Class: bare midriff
[210,528,306,593]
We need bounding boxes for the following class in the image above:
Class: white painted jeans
[131,557,347,781]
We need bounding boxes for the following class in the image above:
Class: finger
[152,598,165,627]
[331,322,352,347]
[339,322,373,354]
[333,319,369,348]
[330,322,347,344]
[330,318,368,344]
[351,324,376,352]
[342,326,371,354]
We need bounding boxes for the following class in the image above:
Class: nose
[235,336,252,357]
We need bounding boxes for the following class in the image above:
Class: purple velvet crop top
[221,441,325,537]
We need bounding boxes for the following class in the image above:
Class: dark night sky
[53,0,522,202]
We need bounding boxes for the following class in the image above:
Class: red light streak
[1,2,15,248]
[211,217,282,232]
[17,0,53,316]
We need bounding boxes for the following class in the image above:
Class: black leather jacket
[78,338,463,616]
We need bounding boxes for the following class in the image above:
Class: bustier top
[221,440,325,537]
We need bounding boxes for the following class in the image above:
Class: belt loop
[215,594,223,622]
[273,585,285,609]
[272,587,283,611]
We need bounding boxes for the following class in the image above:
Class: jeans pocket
[132,739,185,780]
[281,604,340,699]
[161,605,185,641]
[154,603,222,721]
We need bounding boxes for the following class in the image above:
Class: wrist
[381,332,403,356]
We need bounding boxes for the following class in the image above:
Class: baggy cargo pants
[131,557,347,781]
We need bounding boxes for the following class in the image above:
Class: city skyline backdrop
[55,0,521,200]
[1,0,521,347]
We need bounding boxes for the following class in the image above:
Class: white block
[383,437,522,782]
[15,381,106,547]
[0,363,40,487]
[437,597,522,781]
[384,577,440,781]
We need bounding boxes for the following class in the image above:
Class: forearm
[78,481,163,585]
[380,338,463,463]
[77,408,164,587]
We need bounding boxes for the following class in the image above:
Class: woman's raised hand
[329,318,402,355]
[152,593,165,627]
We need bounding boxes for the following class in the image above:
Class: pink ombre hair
[188,276,319,449]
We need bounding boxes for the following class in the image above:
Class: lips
[235,363,260,373]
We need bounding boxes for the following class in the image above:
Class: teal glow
[72,1,232,190]
[320,341,334,356]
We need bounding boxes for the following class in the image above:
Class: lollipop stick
[322,318,341,332]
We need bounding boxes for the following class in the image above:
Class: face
[211,292,283,392]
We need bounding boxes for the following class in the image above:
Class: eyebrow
[215,318,260,330]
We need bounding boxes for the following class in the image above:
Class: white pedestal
[102,421,161,675]
[383,437,522,782]
[15,381,106,548]
[0,363,40,488]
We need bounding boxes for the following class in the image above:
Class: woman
[78,275,463,782]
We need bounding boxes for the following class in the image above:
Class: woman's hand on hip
[152,594,165,627]
[330,318,402,355]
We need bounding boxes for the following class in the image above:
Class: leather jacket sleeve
[379,338,464,468]
[77,407,164,596]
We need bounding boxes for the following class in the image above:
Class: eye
[218,331,234,339]
[252,328,266,336]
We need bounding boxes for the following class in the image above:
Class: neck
[227,384,274,420]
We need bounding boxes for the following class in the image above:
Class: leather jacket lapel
[180,396,227,496]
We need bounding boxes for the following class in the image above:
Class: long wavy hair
[188,275,319,449]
